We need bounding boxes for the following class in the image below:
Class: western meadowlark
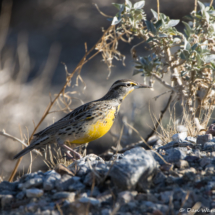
[14,79,151,160]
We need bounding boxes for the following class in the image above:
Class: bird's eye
[127,83,131,87]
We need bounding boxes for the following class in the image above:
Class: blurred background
[0,0,212,180]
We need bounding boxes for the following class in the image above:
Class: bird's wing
[34,101,99,137]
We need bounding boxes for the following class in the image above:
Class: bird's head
[103,79,152,102]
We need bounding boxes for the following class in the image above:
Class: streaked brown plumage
[14,79,151,160]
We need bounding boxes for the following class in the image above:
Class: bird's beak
[135,83,152,89]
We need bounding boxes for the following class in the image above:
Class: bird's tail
[13,144,36,159]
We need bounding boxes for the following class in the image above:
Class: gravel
[2,131,215,214]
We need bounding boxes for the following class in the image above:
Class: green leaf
[191,43,198,50]
[145,20,157,34]
[150,23,157,35]
[146,36,155,43]
[125,0,132,8]
[145,20,151,31]
[139,57,147,65]
[203,54,215,63]
[211,62,215,69]
[167,19,180,27]
[196,53,202,66]
[181,70,188,76]
[183,15,194,21]
[182,21,192,37]
[112,3,123,10]
[111,16,121,25]
[158,33,168,37]
[134,0,145,9]
[208,10,215,16]
[155,20,163,29]
[198,1,205,12]
[133,69,143,75]
[185,41,191,50]
[180,50,190,60]
[203,11,210,23]
[173,37,181,43]
[151,9,158,20]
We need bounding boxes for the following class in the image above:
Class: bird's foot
[65,150,82,161]
[57,138,82,160]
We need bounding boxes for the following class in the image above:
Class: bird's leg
[82,142,88,157]
[56,138,82,160]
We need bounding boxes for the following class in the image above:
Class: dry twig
[9,26,114,182]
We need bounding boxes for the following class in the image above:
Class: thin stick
[193,0,197,28]
[0,130,42,156]
[210,0,214,7]
[94,3,113,18]
[157,0,160,20]
[146,91,173,141]
[9,26,114,182]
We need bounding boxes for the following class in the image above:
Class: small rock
[140,201,169,214]
[160,191,173,204]
[68,154,105,176]
[83,171,94,186]
[109,147,157,191]
[79,196,100,206]
[182,171,196,182]
[16,191,26,200]
[185,136,197,143]
[135,193,158,203]
[87,187,100,197]
[41,210,51,215]
[26,202,38,212]
[205,164,214,174]
[160,148,186,164]
[1,194,14,208]
[43,170,61,191]
[158,141,177,150]
[118,191,137,204]
[101,209,111,215]
[52,192,75,202]
[175,160,189,170]
[20,176,43,190]
[153,171,166,185]
[185,155,200,164]
[69,181,85,192]
[179,167,197,175]
[55,174,73,191]
[110,154,124,161]
[172,132,187,142]
[26,188,44,198]
[203,142,215,151]
[200,157,212,168]
[160,164,173,172]
[0,181,17,192]
[197,134,212,145]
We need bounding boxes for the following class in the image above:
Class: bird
[14,79,151,160]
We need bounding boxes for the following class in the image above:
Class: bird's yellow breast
[70,107,117,144]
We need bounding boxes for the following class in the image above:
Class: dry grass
[149,102,212,145]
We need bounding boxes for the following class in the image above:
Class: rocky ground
[1,125,215,215]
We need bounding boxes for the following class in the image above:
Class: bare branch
[146,91,174,141]
[151,73,175,91]
[0,130,42,156]
[157,0,160,20]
